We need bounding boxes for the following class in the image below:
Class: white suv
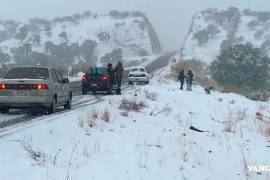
[128,67,150,85]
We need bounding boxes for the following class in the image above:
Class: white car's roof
[130,67,145,69]
[11,66,51,70]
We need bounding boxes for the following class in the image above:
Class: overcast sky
[1,0,270,51]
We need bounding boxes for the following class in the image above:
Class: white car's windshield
[4,67,49,79]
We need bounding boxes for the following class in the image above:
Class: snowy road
[0,85,133,133]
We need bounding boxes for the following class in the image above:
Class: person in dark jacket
[204,86,213,94]
[178,69,186,90]
[186,69,194,91]
[114,60,124,95]
[107,63,115,95]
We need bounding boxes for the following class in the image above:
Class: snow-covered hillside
[0,11,161,67]
[178,8,270,64]
[0,75,269,180]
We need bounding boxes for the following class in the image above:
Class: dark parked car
[82,67,116,95]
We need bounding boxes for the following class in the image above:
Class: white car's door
[52,70,66,104]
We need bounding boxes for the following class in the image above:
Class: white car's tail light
[0,83,6,90]
[36,83,49,91]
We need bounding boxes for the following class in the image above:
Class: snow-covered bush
[119,98,146,112]
[79,109,111,128]
[144,90,157,101]
[265,126,270,137]
[120,111,129,117]
[87,110,98,127]
[193,24,221,46]
[19,140,46,166]
[193,29,210,46]
[211,43,270,95]
[101,109,110,123]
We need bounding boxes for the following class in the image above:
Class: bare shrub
[224,109,249,133]
[256,112,263,121]
[224,111,235,132]
[120,111,129,117]
[79,109,111,128]
[19,140,46,165]
[151,104,172,116]
[259,104,267,111]
[236,108,247,121]
[119,98,146,112]
[78,115,84,128]
[144,90,157,101]
[220,84,246,95]
[265,126,270,137]
[162,104,173,115]
[137,145,150,169]
[101,109,110,123]
[224,120,234,132]
[87,110,99,127]
[82,143,91,158]
[66,141,80,180]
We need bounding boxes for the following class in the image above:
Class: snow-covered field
[0,76,270,180]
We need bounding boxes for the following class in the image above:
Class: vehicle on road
[82,67,117,95]
[0,66,72,114]
[128,66,150,85]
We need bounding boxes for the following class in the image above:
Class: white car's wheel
[64,94,72,110]
[48,97,57,114]
[0,107,9,114]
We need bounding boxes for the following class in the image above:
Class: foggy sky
[1,0,270,51]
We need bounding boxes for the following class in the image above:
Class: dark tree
[207,24,220,38]
[100,49,123,65]
[33,34,41,45]
[15,26,28,43]
[0,51,11,63]
[59,31,68,42]
[80,39,97,63]
[211,43,270,89]
[193,29,209,46]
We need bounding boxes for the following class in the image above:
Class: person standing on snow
[186,69,194,91]
[114,60,124,95]
[107,63,115,95]
[178,69,186,90]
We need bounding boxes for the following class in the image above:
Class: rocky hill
[178,7,270,64]
[0,10,162,70]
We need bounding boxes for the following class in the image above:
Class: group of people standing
[178,69,194,91]
[107,61,124,95]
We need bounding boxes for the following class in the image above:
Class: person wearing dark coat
[107,63,115,95]
[186,69,194,91]
[204,87,212,94]
[114,61,124,95]
[178,69,186,90]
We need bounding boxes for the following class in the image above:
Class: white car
[128,67,150,85]
[0,66,72,114]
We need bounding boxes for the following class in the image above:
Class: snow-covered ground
[0,75,270,180]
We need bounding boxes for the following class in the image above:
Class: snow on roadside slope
[0,78,270,180]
